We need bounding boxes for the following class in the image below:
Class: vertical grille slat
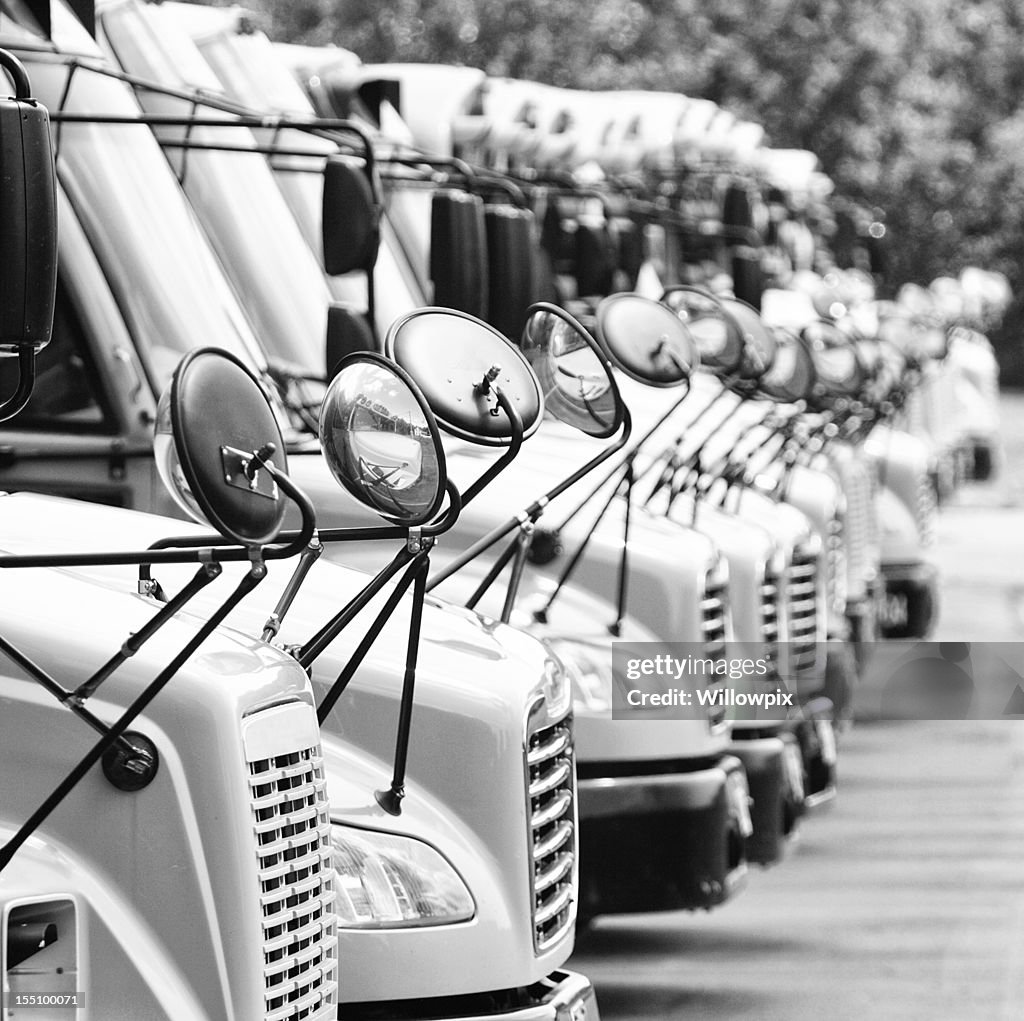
[526,716,576,953]
[760,566,780,673]
[702,573,728,727]
[832,457,873,598]
[826,513,847,615]
[787,545,821,675]
[245,713,338,1021]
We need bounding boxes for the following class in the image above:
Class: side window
[0,279,117,433]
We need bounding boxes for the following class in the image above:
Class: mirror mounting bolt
[245,442,277,488]
[406,530,434,555]
[102,732,159,792]
[137,577,159,597]
[474,364,503,396]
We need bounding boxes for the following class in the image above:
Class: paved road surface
[568,393,1024,1020]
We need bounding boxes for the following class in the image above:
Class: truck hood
[0,492,576,992]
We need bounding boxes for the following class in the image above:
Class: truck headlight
[330,825,475,928]
[547,638,613,713]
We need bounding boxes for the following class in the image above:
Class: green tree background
[229,0,1024,382]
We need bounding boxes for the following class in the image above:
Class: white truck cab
[0,4,600,1017]
[0,52,341,1019]
[98,1,757,917]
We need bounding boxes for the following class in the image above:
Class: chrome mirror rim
[660,284,744,377]
[385,307,544,447]
[155,347,289,546]
[318,351,448,527]
[596,292,698,388]
[520,301,624,439]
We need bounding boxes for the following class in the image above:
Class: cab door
[0,192,162,512]
[0,277,157,508]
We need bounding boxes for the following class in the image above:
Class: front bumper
[726,733,804,866]
[576,755,749,916]
[792,699,838,809]
[846,593,879,668]
[340,969,599,1021]
[968,436,997,481]
[878,561,939,639]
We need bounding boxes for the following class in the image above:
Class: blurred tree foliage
[229,0,1024,380]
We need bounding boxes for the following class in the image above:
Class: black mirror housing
[430,188,488,317]
[485,203,536,341]
[322,155,379,276]
[0,57,56,355]
[325,302,376,380]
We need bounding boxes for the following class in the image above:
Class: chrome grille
[786,546,820,674]
[760,566,780,672]
[826,514,847,616]
[702,574,728,726]
[702,577,728,661]
[526,716,576,953]
[833,457,871,600]
[245,711,338,1021]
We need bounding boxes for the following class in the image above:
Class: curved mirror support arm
[0,459,312,815]
[426,403,631,600]
[0,462,315,571]
[662,394,775,512]
[0,557,265,876]
[458,388,524,506]
[299,545,415,669]
[261,534,324,644]
[294,477,458,667]
[314,553,431,817]
[640,384,739,504]
[520,380,700,632]
[534,452,634,631]
[0,349,36,424]
[442,403,632,619]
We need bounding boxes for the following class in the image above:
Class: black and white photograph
[0,2,1022,1019]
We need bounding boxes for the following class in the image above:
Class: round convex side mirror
[595,292,698,387]
[660,285,743,377]
[319,353,447,526]
[756,327,816,404]
[386,307,544,447]
[874,338,908,391]
[519,302,622,438]
[154,348,289,546]
[801,319,867,404]
[917,321,950,361]
[718,295,777,387]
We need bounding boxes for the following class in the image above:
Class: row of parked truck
[0,2,1007,1019]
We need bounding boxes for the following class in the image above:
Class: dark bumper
[879,561,939,639]
[726,733,803,866]
[577,755,749,916]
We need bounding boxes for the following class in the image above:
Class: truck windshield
[177,16,430,327]
[101,3,331,381]
[46,63,270,396]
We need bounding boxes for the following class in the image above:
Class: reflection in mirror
[520,304,621,438]
[319,353,446,526]
[596,292,697,387]
[757,327,815,403]
[918,325,949,361]
[802,319,865,397]
[661,285,741,376]
[154,390,205,526]
[154,348,288,546]
[719,296,777,383]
